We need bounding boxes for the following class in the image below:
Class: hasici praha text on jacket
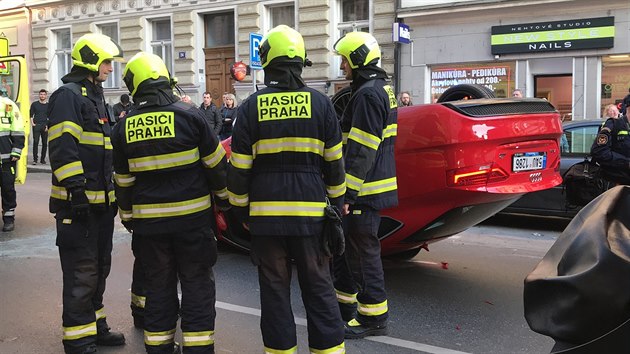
[227,87,346,237]
[111,101,229,234]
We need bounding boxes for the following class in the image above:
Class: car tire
[331,86,353,120]
[437,84,496,103]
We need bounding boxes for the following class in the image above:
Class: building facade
[397,0,630,120]
[0,0,395,107]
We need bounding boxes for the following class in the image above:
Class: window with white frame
[204,12,235,48]
[149,19,173,75]
[97,23,121,89]
[267,3,295,29]
[52,28,72,87]
[335,0,370,77]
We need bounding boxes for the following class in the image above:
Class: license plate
[512,152,546,172]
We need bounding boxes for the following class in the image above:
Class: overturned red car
[216,85,563,258]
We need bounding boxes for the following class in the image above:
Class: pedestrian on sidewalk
[30,89,49,164]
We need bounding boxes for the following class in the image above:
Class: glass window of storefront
[429,62,516,103]
[601,55,630,117]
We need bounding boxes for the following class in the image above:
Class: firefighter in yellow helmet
[47,32,125,354]
[227,25,346,353]
[0,95,24,232]
[332,31,398,339]
[112,51,229,354]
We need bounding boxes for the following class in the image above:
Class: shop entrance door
[204,46,235,101]
[534,74,573,121]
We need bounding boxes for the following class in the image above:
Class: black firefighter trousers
[333,207,389,325]
[57,207,115,354]
[139,227,217,354]
[251,235,345,352]
[0,160,16,223]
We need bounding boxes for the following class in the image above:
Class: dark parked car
[502,119,603,218]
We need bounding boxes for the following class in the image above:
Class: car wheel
[384,247,421,261]
[437,84,496,103]
[331,86,353,120]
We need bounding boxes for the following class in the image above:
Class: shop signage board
[491,17,615,55]
[393,22,411,44]
[430,65,512,98]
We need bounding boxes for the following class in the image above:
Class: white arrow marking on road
[215,301,471,354]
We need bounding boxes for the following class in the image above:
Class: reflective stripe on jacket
[47,81,115,212]
[111,101,228,234]
[228,87,346,237]
[341,78,398,210]
[0,97,25,162]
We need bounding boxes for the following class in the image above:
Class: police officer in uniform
[331,31,398,339]
[591,114,630,185]
[228,25,346,353]
[0,94,24,232]
[47,33,125,354]
[112,52,229,354]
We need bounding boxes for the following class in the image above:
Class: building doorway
[203,12,235,101]
[534,74,573,121]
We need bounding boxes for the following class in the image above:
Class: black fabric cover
[524,186,630,352]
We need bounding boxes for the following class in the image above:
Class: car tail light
[447,164,509,187]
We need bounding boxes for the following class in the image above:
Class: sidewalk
[27,161,52,173]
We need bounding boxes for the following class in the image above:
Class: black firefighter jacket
[341,78,398,210]
[227,86,346,237]
[47,79,115,213]
[591,116,630,185]
[111,101,229,235]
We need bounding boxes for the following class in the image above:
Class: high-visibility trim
[128,147,199,172]
[11,147,22,156]
[114,173,136,187]
[310,342,345,354]
[382,123,398,139]
[85,190,106,204]
[335,289,357,304]
[108,190,116,203]
[54,161,84,182]
[250,201,326,217]
[201,144,226,168]
[133,195,211,219]
[620,131,629,135]
[95,308,106,320]
[357,300,388,316]
[345,173,364,193]
[264,345,298,354]
[342,132,349,145]
[79,131,106,146]
[347,127,381,150]
[49,121,83,142]
[131,293,146,308]
[254,137,324,156]
[51,185,69,200]
[104,137,112,150]
[228,191,249,207]
[357,177,397,197]
[324,142,343,161]
[214,187,229,200]
[119,208,132,221]
[63,321,97,341]
[145,329,176,346]
[326,182,346,199]
[182,330,215,347]
[230,152,253,169]
[0,153,12,160]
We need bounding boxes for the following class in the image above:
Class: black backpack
[563,157,608,207]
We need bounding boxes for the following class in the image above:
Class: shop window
[429,62,516,103]
[602,55,630,118]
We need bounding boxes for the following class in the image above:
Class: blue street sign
[250,33,263,70]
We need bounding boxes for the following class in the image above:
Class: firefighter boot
[344,318,388,339]
[96,327,126,346]
[2,218,14,232]
[76,344,97,354]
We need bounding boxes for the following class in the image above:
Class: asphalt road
[0,172,565,353]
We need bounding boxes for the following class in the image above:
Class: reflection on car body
[503,119,603,218]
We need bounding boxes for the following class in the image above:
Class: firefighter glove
[70,188,90,219]
[322,202,345,257]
